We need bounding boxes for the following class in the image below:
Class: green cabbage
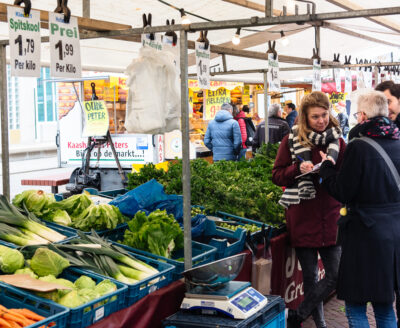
[12,190,55,217]
[74,275,96,290]
[94,279,117,296]
[44,209,72,226]
[30,248,70,277]
[78,288,99,302]
[14,267,38,279]
[0,245,24,273]
[58,290,85,308]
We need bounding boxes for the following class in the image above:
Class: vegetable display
[21,231,160,286]
[122,210,184,259]
[216,222,261,233]
[127,144,284,225]
[0,195,66,246]
[12,191,127,232]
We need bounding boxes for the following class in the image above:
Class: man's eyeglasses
[353,112,363,119]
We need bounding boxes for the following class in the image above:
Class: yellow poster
[188,88,194,118]
[82,100,109,137]
[205,88,231,120]
[242,85,250,105]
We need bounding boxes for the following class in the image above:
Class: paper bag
[251,257,272,295]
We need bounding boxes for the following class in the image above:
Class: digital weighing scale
[181,281,268,319]
[181,254,268,320]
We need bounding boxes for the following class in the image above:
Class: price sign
[333,68,342,92]
[7,6,41,77]
[141,33,163,51]
[49,12,81,78]
[195,41,210,89]
[82,100,109,137]
[344,68,352,94]
[312,59,321,91]
[356,70,366,89]
[267,53,280,92]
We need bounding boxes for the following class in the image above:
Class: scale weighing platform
[181,281,268,320]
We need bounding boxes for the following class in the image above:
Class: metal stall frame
[1,3,400,268]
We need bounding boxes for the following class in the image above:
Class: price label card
[7,6,41,77]
[333,68,342,92]
[267,53,280,92]
[195,41,210,89]
[312,59,321,91]
[49,12,81,78]
[141,33,163,51]
[345,68,352,94]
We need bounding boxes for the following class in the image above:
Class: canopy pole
[0,45,9,199]
[263,71,269,145]
[180,30,192,270]
[265,0,273,17]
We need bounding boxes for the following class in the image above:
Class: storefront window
[36,67,57,122]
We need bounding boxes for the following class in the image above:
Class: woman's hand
[319,151,336,165]
[300,161,314,174]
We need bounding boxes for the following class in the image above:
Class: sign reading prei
[8,6,41,77]
[49,13,81,78]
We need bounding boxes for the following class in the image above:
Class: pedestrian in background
[272,91,346,328]
[285,102,298,128]
[319,90,400,328]
[252,103,290,151]
[376,80,400,128]
[204,103,242,162]
[234,104,248,160]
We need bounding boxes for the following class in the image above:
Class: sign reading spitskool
[82,100,109,137]
[204,88,231,120]
[49,12,82,78]
[7,6,41,77]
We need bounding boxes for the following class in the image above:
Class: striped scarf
[278,125,342,209]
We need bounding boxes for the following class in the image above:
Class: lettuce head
[30,248,70,277]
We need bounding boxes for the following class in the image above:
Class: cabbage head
[94,280,117,296]
[14,267,38,279]
[74,275,96,290]
[30,248,70,277]
[78,288,99,302]
[0,245,24,273]
[45,209,72,226]
[58,290,85,308]
[13,190,55,217]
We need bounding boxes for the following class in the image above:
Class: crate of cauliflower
[13,190,128,234]
[0,244,127,328]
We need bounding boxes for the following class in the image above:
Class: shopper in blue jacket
[204,103,242,161]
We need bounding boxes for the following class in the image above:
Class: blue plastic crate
[45,221,127,237]
[104,225,217,281]
[83,246,175,307]
[163,295,285,328]
[36,267,128,328]
[0,281,69,328]
[193,219,247,260]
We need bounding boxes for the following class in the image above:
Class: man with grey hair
[204,103,242,161]
[252,103,290,151]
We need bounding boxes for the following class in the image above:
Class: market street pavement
[303,295,383,328]
[0,156,74,198]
